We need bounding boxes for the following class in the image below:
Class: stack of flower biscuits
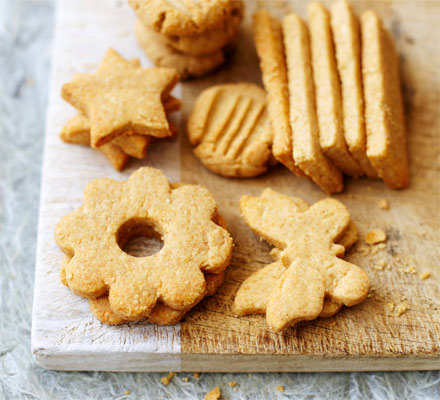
[129,0,244,79]
[253,0,408,193]
[56,167,233,325]
[60,48,180,171]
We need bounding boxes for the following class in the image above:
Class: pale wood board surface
[32,0,440,371]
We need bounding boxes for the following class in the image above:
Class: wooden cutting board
[32,0,440,372]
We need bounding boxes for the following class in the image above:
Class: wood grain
[32,0,439,371]
[179,0,440,371]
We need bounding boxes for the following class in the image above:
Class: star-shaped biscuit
[61,48,179,148]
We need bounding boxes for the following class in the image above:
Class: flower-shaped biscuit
[55,167,233,320]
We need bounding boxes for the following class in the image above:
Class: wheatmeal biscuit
[60,115,131,171]
[252,10,303,176]
[62,205,228,325]
[236,189,369,332]
[135,20,228,79]
[233,189,358,320]
[60,92,179,161]
[61,49,178,147]
[187,83,273,178]
[162,2,243,56]
[361,11,409,189]
[129,0,243,37]
[233,260,343,319]
[55,167,233,320]
[330,0,378,178]
[88,272,225,325]
[282,13,343,194]
[307,2,363,177]
[61,113,151,160]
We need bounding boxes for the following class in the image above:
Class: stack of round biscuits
[129,0,244,79]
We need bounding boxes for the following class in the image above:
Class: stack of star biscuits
[129,0,244,79]
[60,48,180,171]
[253,0,408,193]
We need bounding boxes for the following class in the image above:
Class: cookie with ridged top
[188,83,274,178]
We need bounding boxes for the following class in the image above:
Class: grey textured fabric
[0,1,439,399]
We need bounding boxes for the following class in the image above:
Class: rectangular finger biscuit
[330,0,378,178]
[361,11,409,189]
[308,2,363,178]
[282,13,343,194]
[252,10,304,177]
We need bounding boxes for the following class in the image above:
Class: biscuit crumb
[204,387,221,400]
[228,381,238,388]
[420,271,431,280]
[329,321,337,327]
[388,302,395,312]
[405,266,417,274]
[193,372,200,378]
[276,385,285,392]
[365,229,387,245]
[378,199,389,210]
[124,391,130,395]
[395,303,408,317]
[182,377,189,382]
[373,264,384,271]
[377,243,386,250]
[160,372,176,386]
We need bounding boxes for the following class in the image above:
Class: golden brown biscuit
[59,115,131,171]
[307,2,363,177]
[237,189,369,332]
[233,189,357,320]
[61,49,178,147]
[330,0,378,178]
[55,167,233,320]
[60,113,151,160]
[187,83,273,178]
[88,272,225,325]
[163,2,243,56]
[135,20,228,79]
[282,13,343,194]
[129,0,243,37]
[252,10,303,176]
[361,11,409,189]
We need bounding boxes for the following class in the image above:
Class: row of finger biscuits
[129,0,244,79]
[253,0,408,193]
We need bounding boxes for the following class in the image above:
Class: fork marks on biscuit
[187,83,273,177]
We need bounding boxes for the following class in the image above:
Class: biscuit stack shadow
[253,0,409,193]
[129,0,244,79]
